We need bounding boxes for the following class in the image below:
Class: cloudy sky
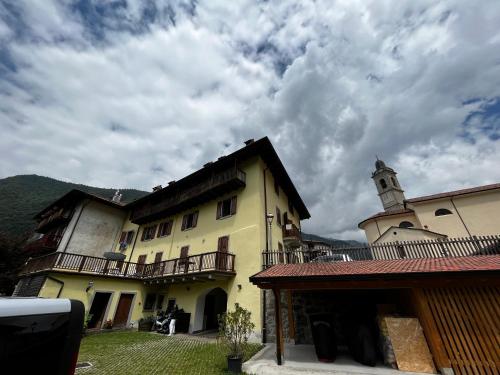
[1,1,500,241]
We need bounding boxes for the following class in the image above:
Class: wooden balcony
[20,251,236,282]
[36,208,72,233]
[130,168,246,224]
[23,234,62,256]
[282,223,302,248]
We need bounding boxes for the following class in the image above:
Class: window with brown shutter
[288,200,294,216]
[157,220,173,237]
[126,231,134,244]
[217,236,229,252]
[276,207,281,226]
[217,196,237,219]
[274,179,279,195]
[141,225,157,241]
[154,252,163,263]
[119,231,127,243]
[181,211,199,230]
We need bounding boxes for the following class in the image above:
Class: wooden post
[411,288,451,372]
[273,288,283,365]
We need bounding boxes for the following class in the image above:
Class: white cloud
[1,0,500,241]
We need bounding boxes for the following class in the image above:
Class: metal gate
[424,287,499,375]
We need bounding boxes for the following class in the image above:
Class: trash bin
[309,313,337,362]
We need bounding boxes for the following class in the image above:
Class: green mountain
[0,175,149,239]
[0,175,363,248]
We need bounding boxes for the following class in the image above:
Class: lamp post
[266,213,274,252]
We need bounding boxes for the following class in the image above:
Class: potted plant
[218,303,255,374]
[82,311,93,335]
[103,319,113,329]
[138,316,154,331]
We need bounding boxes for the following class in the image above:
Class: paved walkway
[243,344,434,375]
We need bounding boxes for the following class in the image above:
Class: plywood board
[384,317,437,374]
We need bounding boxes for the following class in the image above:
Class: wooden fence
[262,235,500,268]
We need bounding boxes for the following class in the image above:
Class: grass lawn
[77,331,263,375]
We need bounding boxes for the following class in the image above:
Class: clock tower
[372,158,406,212]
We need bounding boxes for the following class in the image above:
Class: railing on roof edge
[262,235,500,268]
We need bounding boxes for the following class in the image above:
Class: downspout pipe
[262,166,270,343]
[450,197,472,237]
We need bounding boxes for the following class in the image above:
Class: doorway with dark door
[88,292,112,329]
[114,293,134,327]
[203,288,227,331]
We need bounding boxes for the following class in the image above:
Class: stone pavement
[243,344,434,375]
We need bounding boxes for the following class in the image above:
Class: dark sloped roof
[35,189,125,219]
[406,183,500,204]
[358,208,414,228]
[127,137,310,220]
[250,255,500,283]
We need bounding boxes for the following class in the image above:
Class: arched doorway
[203,288,227,331]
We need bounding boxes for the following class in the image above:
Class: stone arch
[193,287,228,332]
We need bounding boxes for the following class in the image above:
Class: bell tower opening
[372,158,406,212]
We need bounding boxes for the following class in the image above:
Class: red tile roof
[250,255,500,283]
[406,182,500,204]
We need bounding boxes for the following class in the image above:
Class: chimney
[244,138,254,146]
[203,161,213,168]
[111,190,122,203]
[152,185,162,192]
[168,180,176,186]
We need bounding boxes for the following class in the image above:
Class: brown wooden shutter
[216,201,222,219]
[230,196,237,215]
[283,212,288,225]
[276,207,281,226]
[154,252,163,263]
[192,211,199,227]
[166,220,173,235]
[119,231,127,243]
[126,231,134,244]
[218,236,229,252]
[141,228,146,241]
[137,255,147,264]
[180,246,189,258]
[181,214,187,231]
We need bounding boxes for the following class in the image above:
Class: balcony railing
[130,168,246,223]
[20,251,236,280]
[262,235,500,268]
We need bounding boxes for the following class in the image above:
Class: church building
[359,159,500,244]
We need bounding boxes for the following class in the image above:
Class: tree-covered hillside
[0,175,149,239]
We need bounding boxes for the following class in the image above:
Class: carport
[250,255,500,375]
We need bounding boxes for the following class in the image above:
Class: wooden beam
[273,288,283,365]
[411,288,451,371]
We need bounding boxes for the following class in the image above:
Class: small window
[391,177,398,188]
[288,200,294,216]
[274,179,279,196]
[380,178,387,189]
[276,207,282,226]
[144,293,156,311]
[435,208,453,216]
[126,230,134,244]
[141,225,157,241]
[157,220,173,237]
[181,211,199,230]
[217,196,237,219]
[399,221,414,228]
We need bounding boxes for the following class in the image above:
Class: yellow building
[359,159,500,244]
[15,137,310,340]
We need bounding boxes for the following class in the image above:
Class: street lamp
[266,213,274,251]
